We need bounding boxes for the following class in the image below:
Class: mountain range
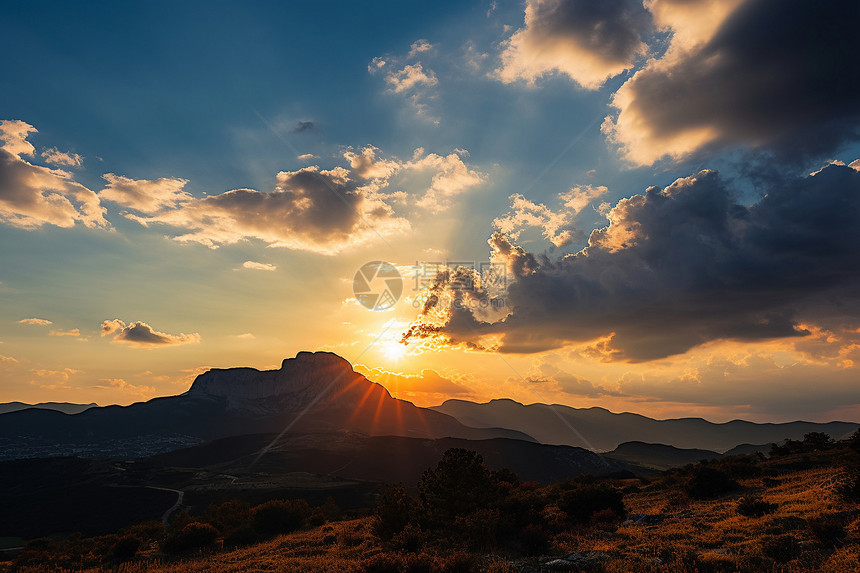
[432,398,859,453]
[0,401,97,415]
[1,351,856,465]
[0,352,529,460]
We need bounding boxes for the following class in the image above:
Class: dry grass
[6,461,858,572]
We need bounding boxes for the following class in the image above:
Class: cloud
[371,43,441,122]
[126,163,409,254]
[408,39,433,58]
[496,0,653,89]
[355,365,474,405]
[93,378,156,399]
[0,354,17,364]
[523,360,610,398]
[101,319,201,348]
[297,153,318,161]
[493,185,608,247]
[292,121,316,133]
[99,174,190,214]
[242,260,276,271]
[385,63,438,94]
[49,328,81,337]
[0,120,108,229]
[612,347,860,420]
[30,368,81,389]
[410,150,487,212]
[604,0,860,165]
[234,333,256,340]
[402,163,860,361]
[17,318,52,326]
[0,120,37,157]
[41,147,83,167]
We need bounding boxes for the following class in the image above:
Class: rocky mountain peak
[187,351,363,403]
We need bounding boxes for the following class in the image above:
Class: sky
[1,0,859,423]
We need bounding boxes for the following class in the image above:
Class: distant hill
[432,398,859,453]
[606,441,721,470]
[0,352,532,460]
[0,402,97,415]
[148,432,644,485]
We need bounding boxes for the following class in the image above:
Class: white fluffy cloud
[41,147,83,167]
[0,120,108,230]
[101,319,201,348]
[242,261,277,271]
[99,174,190,214]
[17,318,53,326]
[493,185,607,247]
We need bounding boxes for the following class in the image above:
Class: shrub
[765,515,806,534]
[454,508,500,550]
[389,522,426,553]
[518,523,549,556]
[362,552,403,573]
[107,534,141,562]
[802,432,835,451]
[223,525,259,547]
[685,467,739,500]
[836,468,860,502]
[559,483,626,525]
[736,495,778,517]
[434,551,476,572]
[807,515,847,547]
[251,499,310,536]
[206,500,250,534]
[374,484,418,540]
[761,535,802,563]
[162,522,218,554]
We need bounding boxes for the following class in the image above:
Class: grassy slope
[37,455,855,573]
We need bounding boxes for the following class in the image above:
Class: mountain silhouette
[432,398,859,452]
[0,352,532,460]
[0,401,97,415]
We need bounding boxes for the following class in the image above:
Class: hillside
[7,443,859,573]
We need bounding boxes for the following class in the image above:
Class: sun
[380,340,408,362]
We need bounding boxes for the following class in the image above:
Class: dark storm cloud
[607,0,860,164]
[292,121,317,133]
[497,0,654,88]
[403,163,860,361]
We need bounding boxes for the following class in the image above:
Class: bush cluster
[374,448,626,555]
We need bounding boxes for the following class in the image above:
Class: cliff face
[187,351,381,412]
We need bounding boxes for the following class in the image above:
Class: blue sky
[2,0,859,422]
